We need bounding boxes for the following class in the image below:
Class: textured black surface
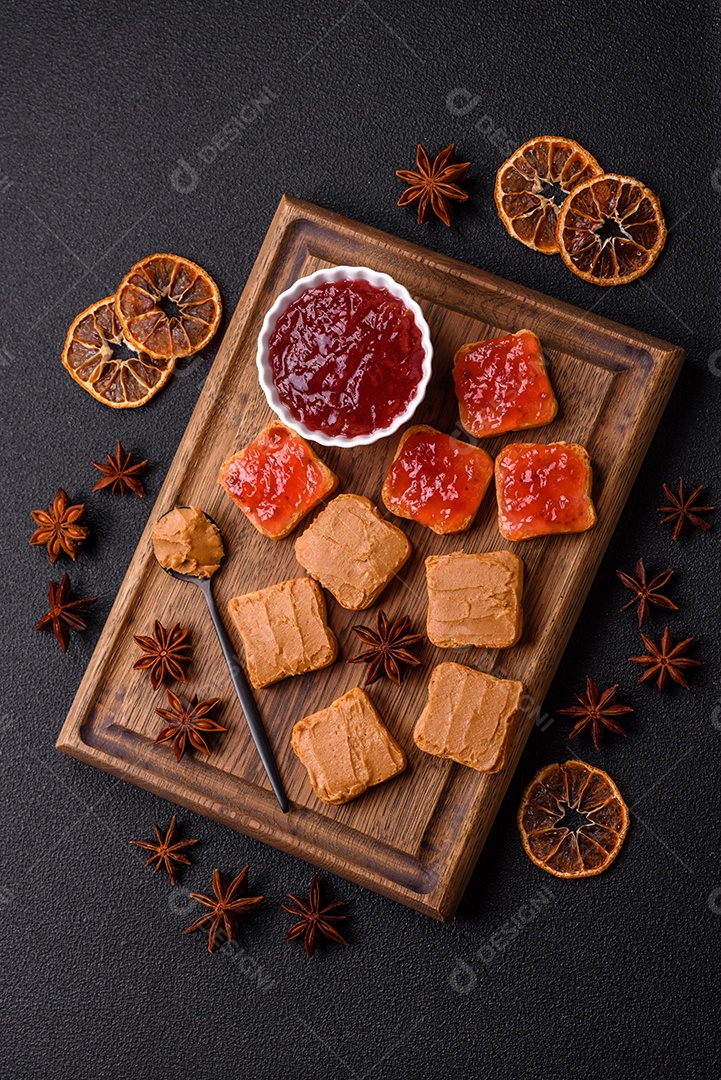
[2,1,719,1077]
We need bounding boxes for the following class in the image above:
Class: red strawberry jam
[453,329,557,439]
[268,279,425,439]
[495,441,597,541]
[382,425,494,534]
[218,421,337,539]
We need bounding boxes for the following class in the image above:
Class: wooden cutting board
[57,195,683,919]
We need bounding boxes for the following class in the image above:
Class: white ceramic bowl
[256,265,433,448]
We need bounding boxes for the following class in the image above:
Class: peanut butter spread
[292,687,407,805]
[426,550,523,649]
[227,577,337,689]
[414,662,524,773]
[152,505,224,579]
[294,494,412,610]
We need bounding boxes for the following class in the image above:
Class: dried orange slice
[62,297,175,409]
[517,759,629,879]
[495,136,603,254]
[115,253,222,360]
[556,173,666,285]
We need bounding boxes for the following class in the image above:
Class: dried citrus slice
[115,253,222,360]
[62,297,175,409]
[517,759,629,879]
[495,136,603,254]
[556,173,666,285]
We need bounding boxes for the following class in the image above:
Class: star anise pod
[185,867,263,953]
[629,626,701,694]
[91,440,148,497]
[396,142,470,226]
[348,609,423,686]
[154,690,226,762]
[30,487,89,563]
[129,814,198,886]
[657,479,714,540]
[34,573,97,652]
[558,676,633,751]
[133,620,192,690]
[282,874,348,959]
[616,557,678,627]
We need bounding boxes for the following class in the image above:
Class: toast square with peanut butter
[228,576,337,689]
[294,494,412,610]
[292,687,407,805]
[413,662,525,773]
[426,550,524,649]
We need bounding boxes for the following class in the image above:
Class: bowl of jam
[256,265,433,447]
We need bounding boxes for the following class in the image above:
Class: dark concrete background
[1,1,719,1077]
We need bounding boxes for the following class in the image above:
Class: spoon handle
[199,579,289,813]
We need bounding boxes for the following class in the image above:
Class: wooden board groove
[57,195,683,919]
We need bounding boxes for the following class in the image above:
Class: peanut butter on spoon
[150,503,288,812]
[152,505,224,579]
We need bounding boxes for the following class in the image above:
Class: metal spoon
[155,510,289,813]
